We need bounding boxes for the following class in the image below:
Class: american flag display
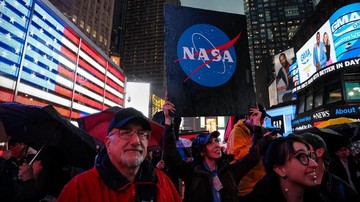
[0,0,125,118]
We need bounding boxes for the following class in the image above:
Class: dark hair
[263,135,309,174]
[191,131,219,160]
[8,136,24,147]
[299,132,330,165]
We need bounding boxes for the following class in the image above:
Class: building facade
[118,0,180,98]
[291,1,360,134]
[48,0,114,54]
[244,0,314,106]
[0,0,125,119]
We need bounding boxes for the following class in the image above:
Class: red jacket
[57,167,181,202]
[57,148,181,202]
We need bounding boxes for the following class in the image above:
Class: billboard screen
[0,0,125,118]
[165,5,255,117]
[293,3,360,93]
[273,48,295,103]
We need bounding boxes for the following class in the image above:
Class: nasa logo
[331,11,360,37]
[176,24,239,87]
[300,49,311,65]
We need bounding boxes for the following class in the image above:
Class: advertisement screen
[273,48,295,103]
[293,3,360,92]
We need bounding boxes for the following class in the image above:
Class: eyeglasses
[109,129,151,140]
[293,151,318,166]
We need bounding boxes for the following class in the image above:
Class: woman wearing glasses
[248,135,323,202]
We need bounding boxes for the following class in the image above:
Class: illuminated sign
[292,104,360,130]
[0,0,125,118]
[293,3,360,93]
[176,24,238,87]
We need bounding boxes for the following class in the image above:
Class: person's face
[279,55,288,68]
[323,33,328,43]
[275,142,318,187]
[316,33,320,44]
[203,137,222,160]
[106,123,148,168]
[336,146,350,159]
[32,160,43,179]
[9,142,27,159]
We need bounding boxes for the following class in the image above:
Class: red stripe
[63,26,80,45]
[60,45,77,62]
[78,58,105,81]
[105,77,124,94]
[107,63,125,82]
[104,90,123,105]
[81,42,106,66]
[0,88,15,102]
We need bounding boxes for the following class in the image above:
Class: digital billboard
[273,48,295,103]
[293,3,360,93]
[0,0,125,118]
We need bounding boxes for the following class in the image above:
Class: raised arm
[162,101,191,180]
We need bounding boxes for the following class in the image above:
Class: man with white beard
[58,108,181,202]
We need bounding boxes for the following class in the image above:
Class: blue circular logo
[176,24,237,87]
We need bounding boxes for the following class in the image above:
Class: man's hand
[18,162,34,181]
[156,160,165,169]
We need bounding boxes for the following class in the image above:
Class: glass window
[305,94,313,111]
[325,82,342,104]
[80,20,84,29]
[314,88,323,108]
[86,25,90,33]
[345,81,360,100]
[298,96,305,114]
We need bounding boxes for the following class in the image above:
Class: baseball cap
[107,108,151,134]
[191,131,220,159]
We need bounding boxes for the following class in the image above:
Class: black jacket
[163,124,259,202]
[316,171,360,202]
[248,173,324,202]
[329,157,360,194]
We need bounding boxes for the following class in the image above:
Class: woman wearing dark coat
[163,101,265,202]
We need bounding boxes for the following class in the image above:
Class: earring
[284,188,288,192]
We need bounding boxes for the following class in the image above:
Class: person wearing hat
[57,107,181,202]
[226,103,272,199]
[163,101,263,202]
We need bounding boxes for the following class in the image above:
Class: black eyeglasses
[293,151,318,166]
[109,129,151,140]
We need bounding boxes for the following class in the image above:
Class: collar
[95,147,157,190]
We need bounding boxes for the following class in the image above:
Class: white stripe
[72,102,99,114]
[106,72,125,87]
[74,84,103,101]
[0,75,16,90]
[79,50,105,74]
[105,85,123,98]
[18,83,71,107]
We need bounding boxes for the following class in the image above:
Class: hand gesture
[163,93,175,125]
[249,104,262,126]
[18,162,34,181]
[156,160,165,169]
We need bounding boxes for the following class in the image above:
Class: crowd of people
[0,101,360,202]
